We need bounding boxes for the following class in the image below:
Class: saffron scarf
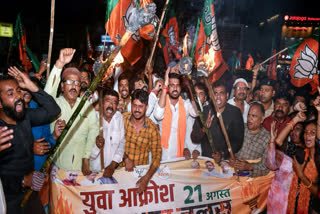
[161,95,186,157]
[287,149,317,214]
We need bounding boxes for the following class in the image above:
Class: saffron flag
[86,26,94,60]
[160,1,181,66]
[289,28,319,94]
[267,49,277,81]
[191,0,228,83]
[10,13,39,72]
[105,0,157,65]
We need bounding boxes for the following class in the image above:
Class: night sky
[0,0,318,66]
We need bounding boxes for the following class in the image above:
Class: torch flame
[102,52,124,82]
[183,33,189,57]
[202,45,216,72]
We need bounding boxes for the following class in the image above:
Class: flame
[54,189,74,214]
[202,45,216,72]
[102,52,124,82]
[241,181,259,202]
[183,33,189,57]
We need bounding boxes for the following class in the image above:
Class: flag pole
[259,47,288,66]
[20,32,132,207]
[46,0,55,79]
[145,0,170,91]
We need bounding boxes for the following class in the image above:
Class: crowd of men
[0,47,319,213]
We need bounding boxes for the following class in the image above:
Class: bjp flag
[191,0,228,84]
[289,28,319,94]
[105,0,157,65]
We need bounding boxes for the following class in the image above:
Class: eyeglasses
[63,79,81,86]
[234,86,248,91]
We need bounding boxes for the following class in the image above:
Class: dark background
[0,0,318,72]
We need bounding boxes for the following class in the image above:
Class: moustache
[106,107,114,112]
[69,88,77,93]
[276,110,284,114]
[134,111,141,114]
[172,90,178,94]
[15,99,24,107]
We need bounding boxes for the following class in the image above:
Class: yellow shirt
[44,66,99,171]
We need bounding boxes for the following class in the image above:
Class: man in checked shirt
[121,89,162,193]
[230,102,270,177]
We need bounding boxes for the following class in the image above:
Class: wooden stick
[203,78,239,180]
[46,0,55,79]
[203,78,235,159]
[145,0,170,90]
[259,47,288,66]
[99,88,105,170]
[20,31,132,208]
[184,75,216,153]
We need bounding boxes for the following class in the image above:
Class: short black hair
[131,89,148,105]
[212,79,227,91]
[168,73,181,83]
[0,74,17,93]
[274,91,292,105]
[194,81,208,97]
[103,88,119,101]
[118,72,130,83]
[250,101,265,116]
[79,69,92,83]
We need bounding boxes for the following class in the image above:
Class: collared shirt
[45,66,99,171]
[153,97,197,161]
[236,127,270,177]
[227,97,250,123]
[29,100,56,171]
[264,101,274,118]
[146,91,159,125]
[90,111,126,172]
[263,114,291,133]
[122,112,161,168]
[191,103,244,160]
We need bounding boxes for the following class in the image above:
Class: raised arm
[44,48,76,97]
[275,111,306,147]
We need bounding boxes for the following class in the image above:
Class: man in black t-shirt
[0,67,61,214]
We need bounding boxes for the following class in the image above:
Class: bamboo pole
[99,88,105,170]
[21,32,132,207]
[184,75,216,154]
[145,0,170,90]
[46,0,55,79]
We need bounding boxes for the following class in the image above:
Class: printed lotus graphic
[293,44,318,79]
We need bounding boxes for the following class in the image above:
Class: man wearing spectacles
[228,78,250,123]
[44,48,99,177]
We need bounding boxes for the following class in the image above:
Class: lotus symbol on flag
[123,0,157,35]
[293,44,318,79]
[168,26,177,47]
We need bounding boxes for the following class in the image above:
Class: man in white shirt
[228,78,250,123]
[90,88,125,178]
[153,72,197,161]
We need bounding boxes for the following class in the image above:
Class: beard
[1,99,26,121]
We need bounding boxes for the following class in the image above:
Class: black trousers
[0,175,45,214]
